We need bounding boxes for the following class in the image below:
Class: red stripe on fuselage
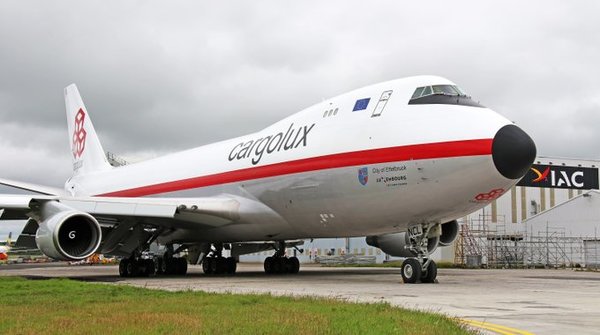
[99,139,493,197]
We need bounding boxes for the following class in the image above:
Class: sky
[1,1,599,238]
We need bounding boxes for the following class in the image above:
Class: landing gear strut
[202,243,237,275]
[400,224,438,284]
[264,241,300,275]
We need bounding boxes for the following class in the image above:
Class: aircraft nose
[492,124,536,179]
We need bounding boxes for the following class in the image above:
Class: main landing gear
[400,224,438,284]
[119,257,155,277]
[119,244,188,278]
[202,243,237,275]
[263,241,300,275]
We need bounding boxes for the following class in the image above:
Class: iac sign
[552,170,584,188]
[517,164,599,190]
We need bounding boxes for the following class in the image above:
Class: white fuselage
[67,76,516,243]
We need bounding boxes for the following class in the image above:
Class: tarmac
[2,262,600,335]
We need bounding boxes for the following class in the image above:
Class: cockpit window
[432,85,459,95]
[421,85,432,97]
[409,84,484,107]
[411,87,425,99]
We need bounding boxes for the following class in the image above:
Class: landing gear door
[371,90,393,117]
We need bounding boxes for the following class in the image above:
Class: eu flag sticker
[353,98,370,111]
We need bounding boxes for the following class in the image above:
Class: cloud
[0,0,599,196]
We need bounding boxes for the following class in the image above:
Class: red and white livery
[0,76,536,283]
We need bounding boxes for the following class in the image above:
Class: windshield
[408,84,484,107]
[413,85,464,99]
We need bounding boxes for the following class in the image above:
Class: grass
[0,277,472,335]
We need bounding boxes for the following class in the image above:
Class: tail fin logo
[72,108,87,159]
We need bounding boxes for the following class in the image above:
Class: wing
[0,194,270,258]
[0,178,67,196]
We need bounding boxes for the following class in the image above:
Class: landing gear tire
[202,256,236,275]
[154,257,164,275]
[289,257,300,274]
[202,257,214,274]
[143,259,155,276]
[126,260,140,277]
[271,258,283,274]
[264,256,274,274]
[401,258,422,284]
[176,258,188,275]
[119,259,129,277]
[226,257,237,274]
[264,256,300,275]
[421,260,437,284]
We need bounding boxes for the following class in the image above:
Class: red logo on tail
[72,108,87,159]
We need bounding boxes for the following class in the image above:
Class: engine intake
[439,220,459,246]
[35,201,102,261]
[366,220,460,257]
[366,232,438,258]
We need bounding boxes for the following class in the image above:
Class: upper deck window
[409,85,484,107]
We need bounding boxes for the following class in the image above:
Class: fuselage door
[371,90,393,117]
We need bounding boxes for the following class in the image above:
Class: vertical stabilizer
[64,84,112,176]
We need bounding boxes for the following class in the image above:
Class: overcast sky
[1,1,600,237]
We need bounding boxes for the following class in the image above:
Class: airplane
[0,232,12,260]
[0,76,536,283]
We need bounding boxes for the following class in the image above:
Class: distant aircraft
[0,232,12,260]
[0,76,535,283]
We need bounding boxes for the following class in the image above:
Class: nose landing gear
[400,224,438,284]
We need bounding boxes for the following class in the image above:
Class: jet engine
[35,201,102,261]
[365,220,459,257]
[438,220,459,246]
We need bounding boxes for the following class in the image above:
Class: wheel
[176,258,188,275]
[281,257,294,273]
[226,257,237,274]
[155,257,164,275]
[119,259,129,277]
[289,257,300,274]
[145,259,156,276]
[202,257,214,274]
[126,260,140,277]
[160,257,169,274]
[272,258,284,274]
[162,257,176,275]
[218,257,229,274]
[401,258,422,284]
[421,260,437,283]
[210,257,223,274]
[264,256,274,274]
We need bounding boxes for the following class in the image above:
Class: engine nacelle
[439,220,459,246]
[35,201,102,261]
[365,220,460,257]
[366,232,439,258]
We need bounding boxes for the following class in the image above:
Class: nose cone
[492,125,536,179]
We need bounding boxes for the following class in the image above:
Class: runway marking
[460,319,535,335]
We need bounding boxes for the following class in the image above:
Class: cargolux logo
[228,123,315,165]
[72,108,87,159]
[530,167,550,183]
